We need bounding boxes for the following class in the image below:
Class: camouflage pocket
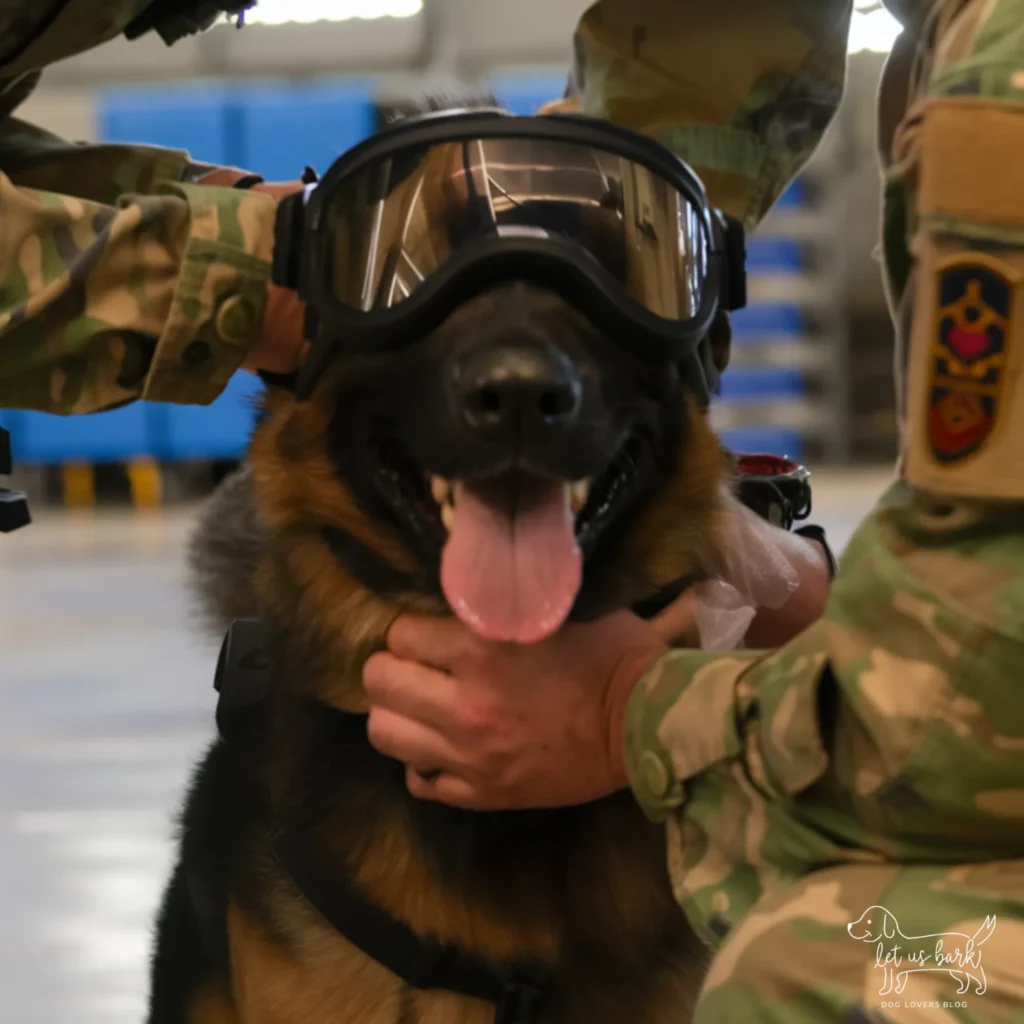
[741,620,833,799]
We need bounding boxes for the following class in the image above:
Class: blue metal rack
[716,130,849,463]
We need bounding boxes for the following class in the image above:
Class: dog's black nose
[457,345,583,438]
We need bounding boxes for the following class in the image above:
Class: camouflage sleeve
[569,0,856,229]
[624,481,1024,947]
[896,3,1024,499]
[0,120,275,414]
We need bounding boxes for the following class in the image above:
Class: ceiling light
[849,5,903,53]
[241,0,423,25]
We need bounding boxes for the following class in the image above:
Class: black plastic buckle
[271,191,307,292]
[722,213,747,312]
[213,619,274,739]
[734,453,812,532]
[495,978,547,1024]
[0,427,30,533]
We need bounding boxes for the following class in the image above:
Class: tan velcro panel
[903,96,1024,499]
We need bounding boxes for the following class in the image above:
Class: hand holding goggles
[272,108,748,403]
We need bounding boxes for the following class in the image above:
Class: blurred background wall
[3,0,904,510]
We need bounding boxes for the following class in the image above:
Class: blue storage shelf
[719,429,804,462]
[731,304,807,339]
[98,83,235,165]
[236,80,376,181]
[745,239,805,273]
[10,404,149,464]
[148,373,264,462]
[718,368,805,400]
[774,179,807,210]
[2,374,263,466]
[99,78,377,181]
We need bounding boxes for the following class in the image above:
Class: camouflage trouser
[692,861,1024,1023]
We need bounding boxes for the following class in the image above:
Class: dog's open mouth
[375,436,650,644]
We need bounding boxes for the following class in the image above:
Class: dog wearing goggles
[148,100,748,1024]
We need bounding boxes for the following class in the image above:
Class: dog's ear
[884,912,896,940]
[708,309,732,374]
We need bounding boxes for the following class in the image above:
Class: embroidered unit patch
[927,260,1013,463]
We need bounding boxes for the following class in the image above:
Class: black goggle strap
[684,213,745,405]
[714,212,747,314]
[271,190,325,399]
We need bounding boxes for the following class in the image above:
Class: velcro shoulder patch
[927,255,1015,463]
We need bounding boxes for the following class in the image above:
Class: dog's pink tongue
[441,477,582,644]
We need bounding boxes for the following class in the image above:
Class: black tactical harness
[204,619,553,1024]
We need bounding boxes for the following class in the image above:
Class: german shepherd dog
[147,105,738,1024]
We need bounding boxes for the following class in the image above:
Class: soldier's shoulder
[0,0,67,64]
[0,0,151,79]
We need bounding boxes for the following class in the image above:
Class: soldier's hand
[363,610,664,811]
[242,180,310,377]
[195,170,310,378]
[649,526,831,649]
[363,525,832,812]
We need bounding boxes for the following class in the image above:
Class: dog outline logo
[847,906,996,997]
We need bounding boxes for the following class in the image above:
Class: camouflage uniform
[572,1,1024,1019]
[0,0,277,413]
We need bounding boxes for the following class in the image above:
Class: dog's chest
[225,900,705,1024]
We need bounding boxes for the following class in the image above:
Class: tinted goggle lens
[318,136,712,323]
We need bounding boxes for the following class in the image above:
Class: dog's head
[213,102,735,706]
[247,288,730,693]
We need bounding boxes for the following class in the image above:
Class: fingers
[366,703,465,775]
[404,765,486,809]
[363,651,464,732]
[386,614,474,671]
[536,97,580,116]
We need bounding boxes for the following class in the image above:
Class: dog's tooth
[440,501,454,532]
[430,475,448,506]
[570,480,589,512]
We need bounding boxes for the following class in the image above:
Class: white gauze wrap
[692,495,802,650]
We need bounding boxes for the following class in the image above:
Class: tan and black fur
[148,125,738,1024]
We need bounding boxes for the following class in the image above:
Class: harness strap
[271,827,547,1024]
[204,619,552,1024]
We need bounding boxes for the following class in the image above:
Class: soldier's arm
[895,5,1024,497]
[569,0,856,228]
[0,119,284,414]
[623,483,1024,934]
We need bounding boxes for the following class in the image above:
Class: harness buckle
[214,619,273,738]
[495,978,546,1024]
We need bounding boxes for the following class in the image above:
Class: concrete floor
[0,467,892,1024]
